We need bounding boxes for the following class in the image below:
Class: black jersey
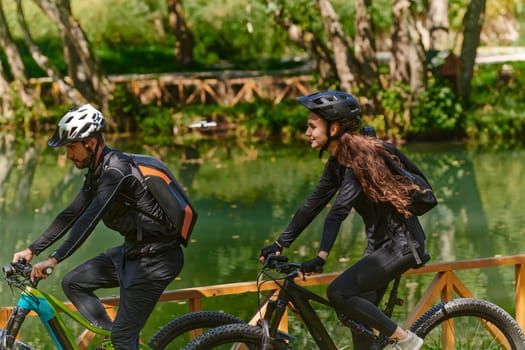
[29,147,172,261]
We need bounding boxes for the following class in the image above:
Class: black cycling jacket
[29,147,171,262]
[277,148,427,258]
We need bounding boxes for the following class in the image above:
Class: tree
[0,62,14,122]
[261,0,337,84]
[458,0,486,105]
[428,0,450,51]
[317,0,356,92]
[14,0,85,105]
[389,0,425,97]
[168,0,195,65]
[0,0,38,111]
[353,0,379,93]
[31,0,114,123]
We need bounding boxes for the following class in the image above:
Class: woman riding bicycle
[259,90,436,350]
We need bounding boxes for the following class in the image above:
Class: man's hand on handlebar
[12,248,33,265]
[31,258,56,283]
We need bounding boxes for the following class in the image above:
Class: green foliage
[1,0,524,143]
[75,0,168,47]
[236,98,307,137]
[376,83,411,140]
[188,1,291,64]
[409,81,463,140]
[375,79,463,141]
[465,62,525,143]
[107,88,309,143]
[96,46,176,75]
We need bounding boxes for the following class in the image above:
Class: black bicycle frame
[264,278,338,350]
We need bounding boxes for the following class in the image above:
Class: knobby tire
[147,311,244,349]
[410,298,525,349]
[182,323,290,350]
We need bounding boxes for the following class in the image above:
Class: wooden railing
[2,254,525,348]
[29,73,314,107]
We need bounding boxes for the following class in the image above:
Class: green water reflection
[1,136,524,347]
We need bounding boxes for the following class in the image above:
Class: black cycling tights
[61,249,183,350]
[326,244,417,350]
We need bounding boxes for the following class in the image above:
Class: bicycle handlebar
[263,254,303,276]
[2,259,53,288]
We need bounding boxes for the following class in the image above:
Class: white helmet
[48,104,106,147]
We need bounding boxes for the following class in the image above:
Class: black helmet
[297,90,361,131]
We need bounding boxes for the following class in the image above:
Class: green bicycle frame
[5,285,153,350]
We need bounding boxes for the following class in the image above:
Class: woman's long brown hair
[335,131,421,218]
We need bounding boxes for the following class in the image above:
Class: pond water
[1,135,524,347]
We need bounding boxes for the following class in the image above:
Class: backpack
[130,154,198,247]
[381,144,437,216]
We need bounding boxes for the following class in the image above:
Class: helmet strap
[318,121,341,158]
[86,133,102,169]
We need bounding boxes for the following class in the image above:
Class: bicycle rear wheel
[147,311,244,349]
[410,298,525,349]
[182,323,290,350]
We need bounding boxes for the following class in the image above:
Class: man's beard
[71,156,91,169]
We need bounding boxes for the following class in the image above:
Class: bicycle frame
[259,257,397,350]
[264,277,338,350]
[2,284,110,350]
[1,269,154,350]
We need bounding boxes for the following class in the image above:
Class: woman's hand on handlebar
[259,242,283,264]
[298,251,328,280]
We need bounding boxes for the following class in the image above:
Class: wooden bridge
[30,72,314,107]
[1,254,525,348]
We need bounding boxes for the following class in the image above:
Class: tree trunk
[406,8,426,98]
[0,63,14,122]
[0,0,36,108]
[32,0,114,124]
[57,0,94,100]
[262,0,337,85]
[168,0,195,65]
[353,0,379,113]
[390,0,425,96]
[0,133,15,212]
[428,0,450,51]
[317,0,356,92]
[15,0,85,105]
[458,0,486,105]
[390,0,411,85]
[354,0,378,89]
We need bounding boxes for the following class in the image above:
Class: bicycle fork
[2,291,76,350]
[1,306,32,350]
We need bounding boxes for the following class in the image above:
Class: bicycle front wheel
[147,311,245,349]
[410,298,525,349]
[0,329,33,350]
[182,323,290,350]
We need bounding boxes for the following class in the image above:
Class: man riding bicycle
[12,104,184,350]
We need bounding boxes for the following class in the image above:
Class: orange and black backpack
[130,154,198,247]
